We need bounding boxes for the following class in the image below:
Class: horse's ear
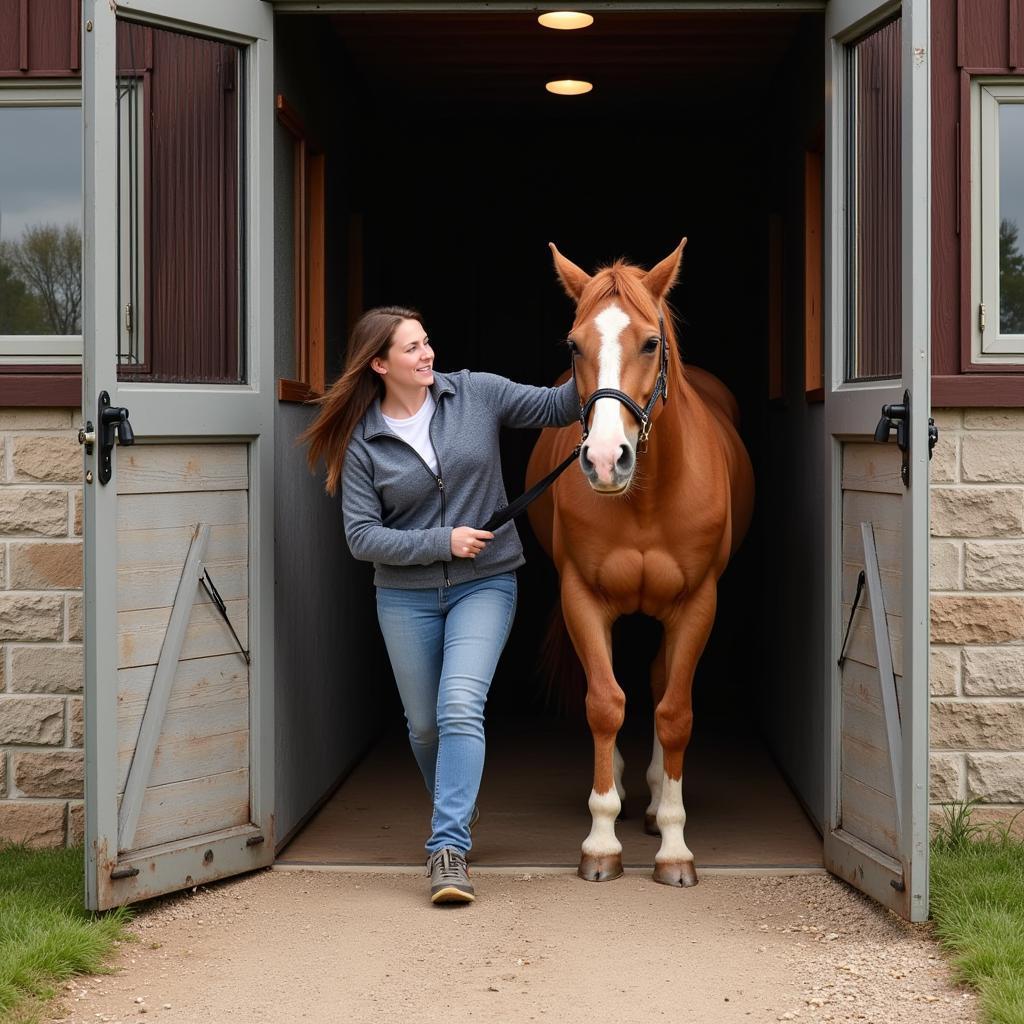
[642,238,688,302]
[549,242,592,301]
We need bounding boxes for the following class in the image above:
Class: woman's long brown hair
[299,305,423,495]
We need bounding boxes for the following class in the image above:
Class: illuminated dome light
[538,12,594,30]
[545,79,594,96]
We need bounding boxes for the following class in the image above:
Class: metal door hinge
[124,302,133,336]
[979,303,986,332]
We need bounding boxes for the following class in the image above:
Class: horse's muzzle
[580,441,636,492]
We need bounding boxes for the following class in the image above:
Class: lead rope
[481,442,583,533]
[481,313,668,533]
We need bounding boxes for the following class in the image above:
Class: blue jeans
[376,572,517,855]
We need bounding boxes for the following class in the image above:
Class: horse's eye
[566,339,579,356]
[642,337,660,354]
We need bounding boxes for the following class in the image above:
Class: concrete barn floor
[277,717,824,870]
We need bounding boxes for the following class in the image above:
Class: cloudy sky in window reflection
[1001,103,1024,241]
[0,106,80,242]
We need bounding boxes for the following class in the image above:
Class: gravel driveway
[53,868,977,1024]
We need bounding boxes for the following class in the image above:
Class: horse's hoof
[653,860,699,887]
[644,813,660,836]
[578,852,624,882]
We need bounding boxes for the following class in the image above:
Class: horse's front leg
[645,634,667,835]
[561,573,624,882]
[653,577,718,888]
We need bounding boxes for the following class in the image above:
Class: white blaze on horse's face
[579,302,638,492]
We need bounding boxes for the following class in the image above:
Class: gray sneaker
[427,847,475,904]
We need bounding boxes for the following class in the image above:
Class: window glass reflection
[1000,102,1024,335]
[0,106,81,335]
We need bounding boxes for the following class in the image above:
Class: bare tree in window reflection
[0,250,46,334]
[1002,218,1024,335]
[0,223,82,335]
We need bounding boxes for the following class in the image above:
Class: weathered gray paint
[861,520,903,837]
[823,0,931,922]
[272,16,387,848]
[118,524,211,851]
[763,398,826,830]
[84,0,277,910]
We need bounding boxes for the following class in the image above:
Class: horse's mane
[573,260,684,379]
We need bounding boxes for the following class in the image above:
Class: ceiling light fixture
[538,12,594,30]
[545,79,593,96]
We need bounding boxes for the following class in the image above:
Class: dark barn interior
[272,10,829,867]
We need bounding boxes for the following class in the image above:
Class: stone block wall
[930,408,1024,833]
[0,408,84,848]
[2,404,1024,849]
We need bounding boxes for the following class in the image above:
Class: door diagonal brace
[117,524,211,853]
[860,521,903,841]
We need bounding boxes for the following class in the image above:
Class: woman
[302,306,578,905]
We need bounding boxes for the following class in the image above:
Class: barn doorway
[271,9,828,870]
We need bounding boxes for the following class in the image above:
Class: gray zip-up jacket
[341,370,579,589]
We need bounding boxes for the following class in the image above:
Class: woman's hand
[451,526,494,559]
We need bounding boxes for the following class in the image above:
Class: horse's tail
[539,597,587,715]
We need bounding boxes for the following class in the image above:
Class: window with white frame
[0,84,82,365]
[972,80,1024,361]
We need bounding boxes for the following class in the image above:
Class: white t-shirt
[382,391,439,475]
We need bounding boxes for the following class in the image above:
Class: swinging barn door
[82,0,275,910]
[822,0,931,921]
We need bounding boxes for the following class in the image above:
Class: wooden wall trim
[19,0,29,72]
[277,378,317,404]
[1011,0,1023,68]
[0,365,81,407]
[804,150,824,396]
[932,374,1024,406]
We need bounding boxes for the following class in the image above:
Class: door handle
[873,390,911,487]
[872,390,939,488]
[97,390,135,486]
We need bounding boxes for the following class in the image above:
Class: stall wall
[761,18,827,830]
[273,17,387,848]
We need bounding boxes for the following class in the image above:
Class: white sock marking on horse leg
[613,745,626,803]
[581,787,622,857]
[654,773,693,865]
[645,726,664,819]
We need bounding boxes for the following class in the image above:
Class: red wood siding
[0,0,79,77]
[932,0,1024,403]
[0,365,80,406]
[851,18,902,381]
[116,22,241,384]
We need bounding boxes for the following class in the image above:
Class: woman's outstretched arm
[469,372,579,429]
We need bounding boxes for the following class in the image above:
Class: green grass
[0,845,130,1024]
[931,803,1024,1024]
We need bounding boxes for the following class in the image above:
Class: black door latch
[873,390,911,486]
[873,390,939,488]
[96,390,135,485]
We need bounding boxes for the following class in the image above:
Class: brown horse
[527,240,754,887]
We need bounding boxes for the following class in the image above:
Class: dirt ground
[52,868,977,1024]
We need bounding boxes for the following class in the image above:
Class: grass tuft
[0,845,130,1022]
[931,803,1024,1024]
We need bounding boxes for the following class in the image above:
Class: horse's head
[550,240,686,494]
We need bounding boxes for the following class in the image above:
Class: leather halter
[479,312,670,533]
[574,313,669,455]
